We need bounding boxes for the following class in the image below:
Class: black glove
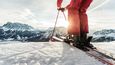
[58,8,65,12]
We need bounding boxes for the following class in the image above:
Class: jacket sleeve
[57,0,63,8]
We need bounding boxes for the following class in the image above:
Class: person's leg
[67,9,80,35]
[64,9,80,45]
[79,0,92,33]
[65,0,90,49]
[79,0,92,46]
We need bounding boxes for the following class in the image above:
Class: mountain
[3,22,34,31]
[0,22,66,42]
[0,22,52,41]
[92,29,115,42]
[2,22,115,42]
[0,29,52,42]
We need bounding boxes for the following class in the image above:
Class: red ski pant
[68,9,80,35]
[67,0,92,36]
[79,0,92,33]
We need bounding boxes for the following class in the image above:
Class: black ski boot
[85,36,96,49]
[73,36,89,51]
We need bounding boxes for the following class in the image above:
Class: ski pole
[50,11,60,40]
[62,11,66,21]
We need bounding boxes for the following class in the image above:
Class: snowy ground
[0,41,105,65]
[93,41,115,59]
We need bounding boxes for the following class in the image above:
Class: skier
[57,0,94,50]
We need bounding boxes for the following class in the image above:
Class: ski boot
[85,36,96,49]
[80,33,96,49]
[73,36,89,51]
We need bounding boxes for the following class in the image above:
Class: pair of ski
[52,36,115,65]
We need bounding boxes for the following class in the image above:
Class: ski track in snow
[0,41,106,65]
[93,41,115,61]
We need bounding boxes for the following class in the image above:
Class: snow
[93,41,115,59]
[0,41,105,65]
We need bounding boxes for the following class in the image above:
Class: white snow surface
[93,41,115,59]
[0,41,105,65]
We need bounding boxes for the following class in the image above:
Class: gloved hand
[57,7,65,12]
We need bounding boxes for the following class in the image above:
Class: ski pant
[67,0,92,36]
[79,0,93,34]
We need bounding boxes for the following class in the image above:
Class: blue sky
[0,0,115,30]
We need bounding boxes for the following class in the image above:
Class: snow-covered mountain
[2,22,34,31]
[1,22,115,42]
[92,29,115,42]
[0,29,52,42]
[0,22,67,42]
[0,22,52,41]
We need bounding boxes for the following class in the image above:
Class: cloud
[0,0,31,9]
[0,8,44,28]
[0,0,115,29]
[88,0,110,12]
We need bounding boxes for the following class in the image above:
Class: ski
[86,47,115,65]
[52,36,115,65]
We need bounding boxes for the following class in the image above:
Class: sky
[0,0,115,31]
[88,0,115,31]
